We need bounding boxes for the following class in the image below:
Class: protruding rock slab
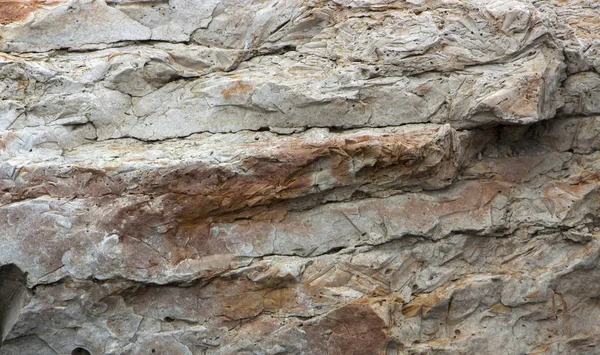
[1,125,469,283]
[0,0,565,142]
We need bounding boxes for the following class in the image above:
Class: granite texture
[1,0,600,354]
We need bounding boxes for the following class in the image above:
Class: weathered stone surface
[1,0,600,354]
[562,72,600,115]
[1,125,469,284]
[0,0,567,142]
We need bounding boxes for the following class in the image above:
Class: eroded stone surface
[1,0,600,354]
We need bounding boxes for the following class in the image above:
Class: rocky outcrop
[1,0,600,354]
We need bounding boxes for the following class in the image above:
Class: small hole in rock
[72,348,91,355]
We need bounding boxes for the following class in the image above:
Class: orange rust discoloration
[571,17,600,39]
[490,303,512,314]
[0,0,64,25]
[5,127,459,266]
[41,127,450,241]
[5,127,452,221]
[402,275,505,319]
[221,81,254,100]
[401,303,422,318]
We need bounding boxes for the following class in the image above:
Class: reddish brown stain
[305,302,388,355]
[5,128,447,218]
[0,0,64,25]
[4,128,456,268]
[221,81,253,100]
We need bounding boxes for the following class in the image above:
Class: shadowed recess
[0,264,26,347]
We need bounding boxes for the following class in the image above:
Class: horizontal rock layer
[1,0,600,354]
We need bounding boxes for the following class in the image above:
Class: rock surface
[0,0,600,354]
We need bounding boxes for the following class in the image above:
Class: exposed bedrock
[1,0,600,354]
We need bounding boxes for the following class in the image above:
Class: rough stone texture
[0,0,600,354]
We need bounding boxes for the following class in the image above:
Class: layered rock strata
[1,0,600,354]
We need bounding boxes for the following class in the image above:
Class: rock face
[0,0,599,354]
